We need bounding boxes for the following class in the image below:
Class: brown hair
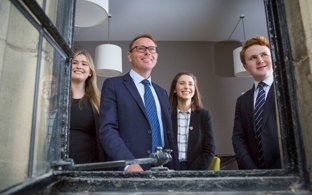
[128,33,157,51]
[169,72,203,114]
[240,35,270,65]
[72,50,100,113]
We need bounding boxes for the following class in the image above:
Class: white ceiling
[73,0,268,42]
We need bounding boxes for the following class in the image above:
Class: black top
[69,98,97,164]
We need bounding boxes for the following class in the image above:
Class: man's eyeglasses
[130,46,158,54]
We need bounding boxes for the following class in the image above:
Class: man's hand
[126,164,144,172]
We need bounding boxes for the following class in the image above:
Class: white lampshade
[75,0,109,27]
[233,46,250,77]
[94,44,122,77]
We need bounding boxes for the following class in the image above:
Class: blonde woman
[69,50,105,163]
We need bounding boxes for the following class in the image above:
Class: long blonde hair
[72,50,100,113]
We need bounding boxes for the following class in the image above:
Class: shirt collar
[254,74,274,88]
[177,108,191,114]
[130,69,152,85]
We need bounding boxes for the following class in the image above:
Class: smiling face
[175,75,195,102]
[127,37,158,78]
[243,44,273,81]
[71,54,91,83]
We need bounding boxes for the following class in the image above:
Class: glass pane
[30,0,72,45]
[44,0,73,45]
[34,0,59,26]
[0,1,39,190]
[45,0,59,27]
[32,39,64,176]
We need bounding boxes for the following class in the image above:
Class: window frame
[3,0,310,193]
[7,0,74,177]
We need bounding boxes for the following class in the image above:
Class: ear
[127,52,132,62]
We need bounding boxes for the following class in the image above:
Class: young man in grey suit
[99,33,178,172]
[232,35,281,169]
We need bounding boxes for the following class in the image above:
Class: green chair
[208,156,221,171]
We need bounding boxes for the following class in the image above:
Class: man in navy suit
[232,35,281,169]
[99,34,178,172]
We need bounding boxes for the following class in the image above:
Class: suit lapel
[152,83,164,109]
[262,85,275,126]
[152,82,168,121]
[172,113,178,138]
[153,83,170,142]
[187,111,198,154]
[245,87,255,129]
[123,73,146,115]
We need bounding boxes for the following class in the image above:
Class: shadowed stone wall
[284,0,312,185]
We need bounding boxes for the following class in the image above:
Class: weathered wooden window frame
[3,0,309,194]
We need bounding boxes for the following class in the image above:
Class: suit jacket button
[147,129,152,134]
[147,150,151,154]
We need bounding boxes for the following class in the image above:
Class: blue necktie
[254,82,266,168]
[141,79,162,152]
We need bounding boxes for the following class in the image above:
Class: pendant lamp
[94,16,122,77]
[228,15,250,77]
[95,44,122,77]
[75,0,109,27]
